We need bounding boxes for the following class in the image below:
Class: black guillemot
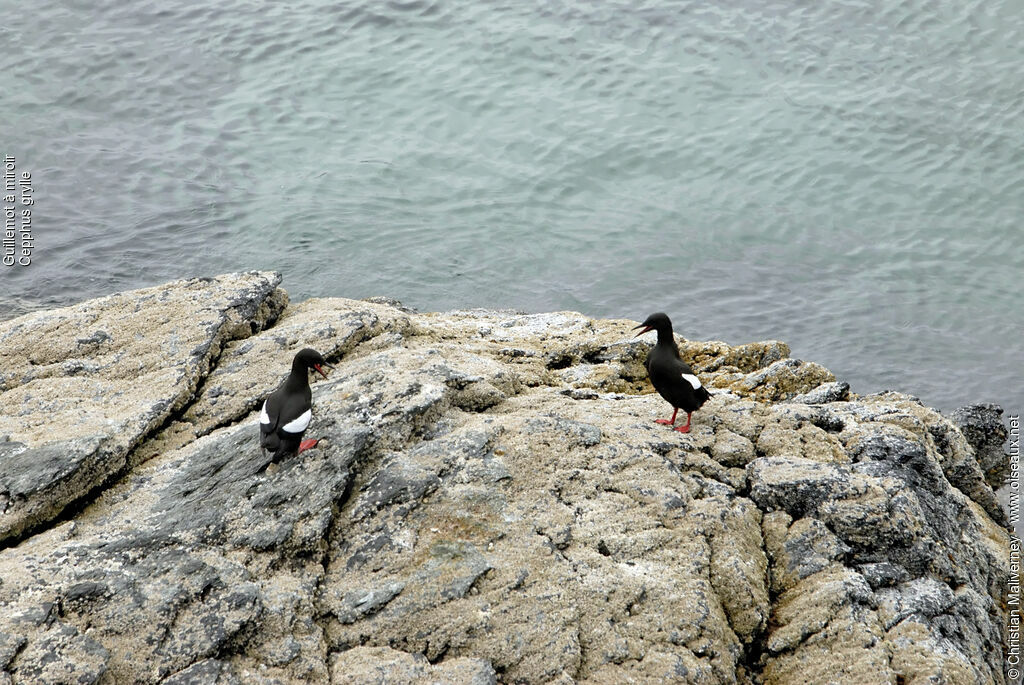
[259,348,333,460]
[633,313,710,433]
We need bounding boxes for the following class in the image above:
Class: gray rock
[789,380,851,405]
[0,278,1012,685]
[726,358,836,402]
[763,513,852,592]
[0,633,26,671]
[329,646,496,685]
[353,449,444,520]
[927,415,1009,527]
[719,340,791,372]
[162,659,239,685]
[0,272,286,543]
[710,429,756,467]
[876,577,956,630]
[8,624,108,684]
[334,582,406,625]
[857,562,912,589]
[747,456,868,518]
[179,297,411,441]
[949,403,1010,488]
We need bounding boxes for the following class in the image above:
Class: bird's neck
[286,362,310,390]
[655,330,679,356]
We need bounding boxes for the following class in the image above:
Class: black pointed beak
[633,324,653,338]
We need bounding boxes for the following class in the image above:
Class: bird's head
[295,348,334,379]
[632,312,673,338]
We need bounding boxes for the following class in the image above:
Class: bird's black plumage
[633,313,710,432]
[259,348,332,460]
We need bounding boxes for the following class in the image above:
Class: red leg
[674,412,692,433]
[656,408,679,425]
[297,438,319,453]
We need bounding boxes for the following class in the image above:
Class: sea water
[2,0,1021,414]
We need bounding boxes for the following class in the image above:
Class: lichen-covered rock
[714,340,791,373]
[0,276,1012,684]
[135,297,413,460]
[722,358,836,402]
[0,272,286,543]
[762,512,851,593]
[184,297,410,427]
[330,646,496,684]
[789,380,851,405]
[950,403,1010,488]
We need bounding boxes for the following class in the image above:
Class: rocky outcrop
[0,274,1013,684]
[951,404,1011,489]
[0,272,288,543]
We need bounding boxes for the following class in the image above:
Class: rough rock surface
[951,404,1011,489]
[0,272,287,543]
[0,274,1013,684]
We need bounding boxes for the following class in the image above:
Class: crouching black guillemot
[259,348,333,460]
[633,313,710,433]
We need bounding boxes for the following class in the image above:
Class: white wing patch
[281,409,312,434]
[682,373,702,390]
[259,400,270,426]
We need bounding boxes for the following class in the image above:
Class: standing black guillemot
[633,313,710,433]
[259,348,333,460]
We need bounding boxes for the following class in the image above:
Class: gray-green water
[3,0,1022,415]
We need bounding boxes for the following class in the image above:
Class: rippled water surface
[3,0,1022,414]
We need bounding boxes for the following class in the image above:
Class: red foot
[297,439,319,453]
[655,408,679,426]
[673,412,693,433]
